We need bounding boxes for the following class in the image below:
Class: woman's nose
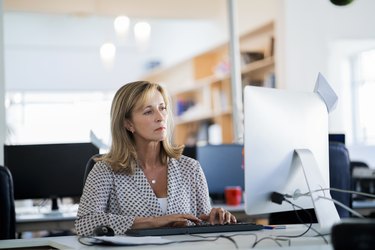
[155,110,164,122]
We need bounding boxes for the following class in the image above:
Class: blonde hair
[100,81,184,174]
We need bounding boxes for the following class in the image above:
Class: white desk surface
[1,224,333,250]
[16,205,78,233]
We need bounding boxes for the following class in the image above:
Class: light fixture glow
[100,42,116,66]
[114,15,130,37]
[134,21,151,42]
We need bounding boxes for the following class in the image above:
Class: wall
[282,0,375,167]
[4,12,226,91]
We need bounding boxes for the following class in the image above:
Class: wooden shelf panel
[144,21,275,145]
[175,110,232,126]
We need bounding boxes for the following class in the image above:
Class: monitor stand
[44,197,63,217]
[295,149,341,232]
[51,197,59,211]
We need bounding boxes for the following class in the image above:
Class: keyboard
[125,222,263,236]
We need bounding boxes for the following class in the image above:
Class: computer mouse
[92,225,115,236]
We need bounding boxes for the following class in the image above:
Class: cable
[281,198,329,244]
[292,187,368,218]
[269,192,329,244]
[317,195,364,218]
[295,187,375,200]
[252,236,290,248]
[190,234,239,249]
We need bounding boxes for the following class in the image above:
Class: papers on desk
[91,236,171,246]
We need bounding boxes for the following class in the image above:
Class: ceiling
[3,0,227,20]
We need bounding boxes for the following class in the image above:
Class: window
[5,91,114,146]
[351,49,375,145]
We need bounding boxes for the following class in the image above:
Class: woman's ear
[124,119,135,133]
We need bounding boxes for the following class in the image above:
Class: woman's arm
[75,161,202,235]
[194,161,237,224]
[75,162,136,236]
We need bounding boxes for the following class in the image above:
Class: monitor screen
[182,145,197,160]
[197,144,244,203]
[329,133,345,144]
[4,143,99,202]
[243,86,332,216]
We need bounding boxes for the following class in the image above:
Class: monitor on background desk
[4,143,99,211]
[329,133,345,144]
[197,144,244,203]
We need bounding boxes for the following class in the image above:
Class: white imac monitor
[244,85,340,229]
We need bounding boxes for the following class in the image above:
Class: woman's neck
[136,142,162,170]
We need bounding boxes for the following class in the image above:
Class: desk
[15,204,266,236]
[15,204,253,235]
[16,212,77,233]
[352,199,375,217]
[16,204,78,234]
[0,225,333,250]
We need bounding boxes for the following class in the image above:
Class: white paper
[93,236,172,245]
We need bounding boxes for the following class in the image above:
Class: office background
[1,0,375,166]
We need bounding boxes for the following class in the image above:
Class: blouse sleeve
[194,161,212,216]
[74,162,136,236]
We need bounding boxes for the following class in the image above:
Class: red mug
[224,186,242,206]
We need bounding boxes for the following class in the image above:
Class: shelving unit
[143,21,276,145]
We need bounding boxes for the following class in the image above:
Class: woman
[75,81,236,236]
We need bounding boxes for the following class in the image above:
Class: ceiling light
[114,15,130,37]
[134,22,151,42]
[100,43,116,66]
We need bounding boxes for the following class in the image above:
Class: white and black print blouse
[75,156,212,236]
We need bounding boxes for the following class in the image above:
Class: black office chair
[329,141,351,218]
[0,165,16,239]
[83,154,102,186]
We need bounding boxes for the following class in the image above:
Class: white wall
[4,12,226,91]
[282,0,375,166]
[4,0,282,92]
[282,0,375,101]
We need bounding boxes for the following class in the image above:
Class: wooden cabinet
[144,21,275,145]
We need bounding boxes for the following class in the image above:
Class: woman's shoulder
[91,160,114,175]
[170,155,200,171]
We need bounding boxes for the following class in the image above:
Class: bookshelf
[144,21,275,145]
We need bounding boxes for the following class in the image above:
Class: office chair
[83,154,102,186]
[329,141,351,218]
[269,141,352,224]
[0,165,16,239]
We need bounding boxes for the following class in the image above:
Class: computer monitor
[329,133,345,144]
[244,85,340,229]
[182,145,197,160]
[4,142,99,210]
[197,144,244,203]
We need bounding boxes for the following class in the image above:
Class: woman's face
[127,90,168,143]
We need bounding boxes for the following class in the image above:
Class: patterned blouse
[75,156,212,236]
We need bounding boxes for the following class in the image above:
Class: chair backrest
[329,141,351,218]
[83,154,102,186]
[0,165,16,239]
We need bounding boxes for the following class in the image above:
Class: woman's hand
[199,207,237,225]
[132,214,201,229]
